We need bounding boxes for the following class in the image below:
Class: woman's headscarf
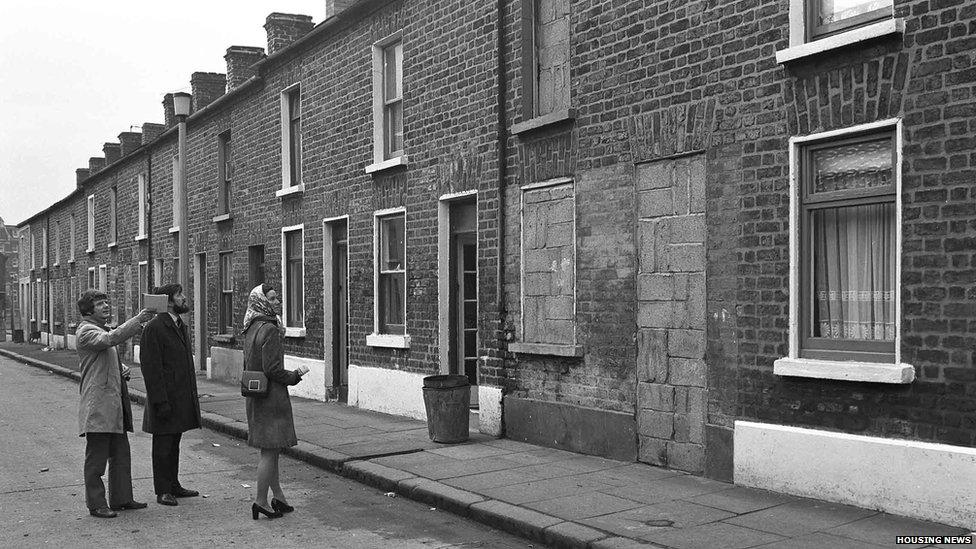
[241,284,284,336]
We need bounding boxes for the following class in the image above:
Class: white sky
[0,1,322,226]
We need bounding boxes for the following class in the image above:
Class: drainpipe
[495,0,507,324]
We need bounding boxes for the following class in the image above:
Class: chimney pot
[264,13,314,56]
[141,123,165,145]
[224,46,265,90]
[88,157,106,175]
[191,72,227,111]
[118,131,142,157]
[76,168,90,187]
[325,0,356,18]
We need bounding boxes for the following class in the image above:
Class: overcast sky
[0,1,322,226]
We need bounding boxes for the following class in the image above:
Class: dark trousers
[151,433,183,495]
[84,433,133,510]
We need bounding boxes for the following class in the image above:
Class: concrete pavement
[1,340,970,549]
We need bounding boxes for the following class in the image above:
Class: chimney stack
[264,13,314,56]
[191,72,227,111]
[142,123,165,144]
[118,131,142,156]
[103,143,121,165]
[76,168,90,187]
[163,93,176,127]
[325,0,356,18]
[89,157,106,175]
[224,46,265,90]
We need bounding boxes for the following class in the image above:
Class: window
[807,0,892,39]
[69,214,76,261]
[28,228,34,269]
[280,86,302,190]
[138,261,148,309]
[281,226,304,331]
[248,245,265,291]
[172,157,181,229]
[218,252,233,334]
[40,280,47,323]
[368,35,406,171]
[217,131,232,214]
[53,221,60,265]
[87,194,95,252]
[98,265,107,292]
[69,275,77,323]
[41,227,47,268]
[800,131,895,363]
[137,174,147,238]
[523,0,570,120]
[153,258,164,288]
[87,267,96,290]
[377,212,405,335]
[108,186,118,246]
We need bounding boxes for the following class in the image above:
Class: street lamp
[173,92,191,290]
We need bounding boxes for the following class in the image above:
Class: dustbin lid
[423,374,469,389]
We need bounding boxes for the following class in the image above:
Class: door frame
[322,215,350,399]
[437,190,477,375]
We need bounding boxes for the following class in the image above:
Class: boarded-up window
[534,0,570,116]
[521,181,575,345]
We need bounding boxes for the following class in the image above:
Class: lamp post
[172,92,191,290]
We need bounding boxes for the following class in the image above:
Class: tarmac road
[0,356,536,548]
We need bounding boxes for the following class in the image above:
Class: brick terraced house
[14,0,975,528]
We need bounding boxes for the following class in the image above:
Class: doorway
[193,252,207,371]
[448,199,478,407]
[323,218,349,402]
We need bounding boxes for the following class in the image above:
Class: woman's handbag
[241,370,269,397]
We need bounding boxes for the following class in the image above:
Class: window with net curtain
[378,213,405,334]
[808,0,893,39]
[285,230,304,327]
[801,132,895,363]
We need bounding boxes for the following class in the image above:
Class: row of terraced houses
[12,0,975,528]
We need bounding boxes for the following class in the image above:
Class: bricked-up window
[218,252,233,334]
[53,222,59,265]
[377,212,405,335]
[108,186,118,245]
[217,131,232,214]
[137,174,147,238]
[98,265,107,292]
[280,86,302,189]
[87,194,95,251]
[806,0,892,39]
[41,227,47,267]
[248,245,265,290]
[523,0,570,119]
[69,214,75,261]
[138,261,148,309]
[382,41,403,159]
[282,227,304,329]
[800,132,895,363]
[153,258,163,288]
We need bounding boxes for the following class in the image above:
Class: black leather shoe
[110,501,148,511]
[172,486,199,498]
[271,498,294,513]
[252,502,282,520]
[89,507,118,518]
[156,493,178,506]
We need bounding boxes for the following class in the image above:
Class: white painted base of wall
[348,364,427,421]
[48,335,65,349]
[284,355,327,401]
[478,385,503,436]
[133,344,141,364]
[41,332,50,345]
[734,420,976,529]
[67,334,76,350]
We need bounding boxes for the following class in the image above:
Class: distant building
[0,218,20,339]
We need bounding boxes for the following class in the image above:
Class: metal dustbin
[422,375,470,443]
[12,329,23,343]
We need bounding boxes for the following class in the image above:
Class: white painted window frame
[25,225,33,270]
[773,118,914,384]
[776,0,903,64]
[367,206,410,348]
[136,173,148,240]
[366,32,407,174]
[86,194,96,252]
[277,83,305,197]
[107,186,118,248]
[280,224,306,337]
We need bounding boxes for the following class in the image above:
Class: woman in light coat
[241,284,308,519]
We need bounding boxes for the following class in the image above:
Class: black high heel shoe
[271,498,294,513]
[252,502,282,520]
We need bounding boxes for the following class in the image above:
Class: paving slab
[410,455,529,481]
[468,500,562,542]
[580,500,736,540]
[507,462,581,480]
[542,521,611,549]
[398,477,487,516]
[687,485,797,514]
[607,472,734,505]
[591,536,669,549]
[481,438,543,452]
[640,521,786,549]
[337,436,441,458]
[344,459,417,492]
[441,468,548,492]
[824,513,971,549]
[723,497,879,538]
[426,442,516,460]
[756,531,890,549]
[524,491,646,521]
[479,475,606,505]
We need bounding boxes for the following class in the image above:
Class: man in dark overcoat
[139,283,202,506]
[77,289,155,518]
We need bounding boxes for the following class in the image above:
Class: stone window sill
[276,184,305,199]
[776,19,904,64]
[366,333,411,349]
[86,248,95,254]
[511,109,576,136]
[213,333,236,344]
[773,357,915,384]
[284,327,306,338]
[134,234,148,242]
[169,226,180,234]
[365,155,407,175]
[108,242,117,249]
[212,213,233,223]
[509,342,583,357]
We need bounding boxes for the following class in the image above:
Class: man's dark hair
[153,283,183,302]
[78,289,109,316]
